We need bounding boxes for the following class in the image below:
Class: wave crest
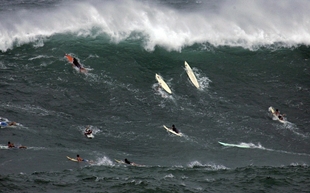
[1,0,310,52]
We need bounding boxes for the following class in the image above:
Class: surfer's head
[77,154,80,157]
[172,125,175,128]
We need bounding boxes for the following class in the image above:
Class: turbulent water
[1,0,310,192]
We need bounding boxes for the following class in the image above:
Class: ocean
[0,0,310,192]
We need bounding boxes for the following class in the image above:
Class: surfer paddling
[0,117,19,128]
[171,125,179,134]
[273,108,286,121]
[65,54,87,73]
[84,126,92,136]
[8,141,27,149]
[76,154,84,162]
[75,154,94,164]
[269,107,286,123]
[124,158,143,166]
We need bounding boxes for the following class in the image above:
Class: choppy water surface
[0,0,309,192]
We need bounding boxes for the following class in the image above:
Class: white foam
[1,0,310,52]
[152,83,171,99]
[163,174,174,179]
[191,67,212,90]
[94,156,114,166]
[187,160,228,170]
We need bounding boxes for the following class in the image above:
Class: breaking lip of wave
[1,0,310,52]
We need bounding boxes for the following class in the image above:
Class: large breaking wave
[1,0,310,52]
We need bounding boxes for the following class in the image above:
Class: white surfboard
[67,156,78,162]
[218,141,251,148]
[85,133,94,139]
[115,159,125,164]
[84,133,95,139]
[0,145,8,149]
[184,61,199,89]
[268,106,286,124]
[155,74,172,94]
[67,156,92,163]
[0,117,9,122]
[0,145,27,149]
[163,125,183,137]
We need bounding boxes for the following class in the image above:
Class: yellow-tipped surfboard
[163,125,183,137]
[155,73,172,94]
[115,159,125,164]
[184,61,199,89]
[66,156,78,162]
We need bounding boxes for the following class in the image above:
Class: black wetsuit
[172,126,179,133]
[73,58,82,69]
[125,159,131,164]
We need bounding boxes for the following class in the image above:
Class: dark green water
[1,0,310,192]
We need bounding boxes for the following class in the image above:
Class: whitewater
[1,0,310,52]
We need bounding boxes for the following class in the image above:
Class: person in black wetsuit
[73,57,82,69]
[124,158,143,166]
[125,158,138,166]
[125,158,131,164]
[171,125,179,133]
[65,53,87,73]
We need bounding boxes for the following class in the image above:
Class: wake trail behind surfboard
[218,141,310,156]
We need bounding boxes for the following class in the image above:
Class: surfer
[274,109,285,120]
[124,158,131,165]
[278,115,284,120]
[124,159,144,166]
[124,158,140,166]
[84,126,92,136]
[75,155,94,163]
[76,154,84,162]
[8,122,17,126]
[8,141,14,148]
[171,125,179,133]
[65,54,87,73]
[8,141,26,149]
[73,58,82,69]
[65,54,82,69]
[1,121,18,127]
